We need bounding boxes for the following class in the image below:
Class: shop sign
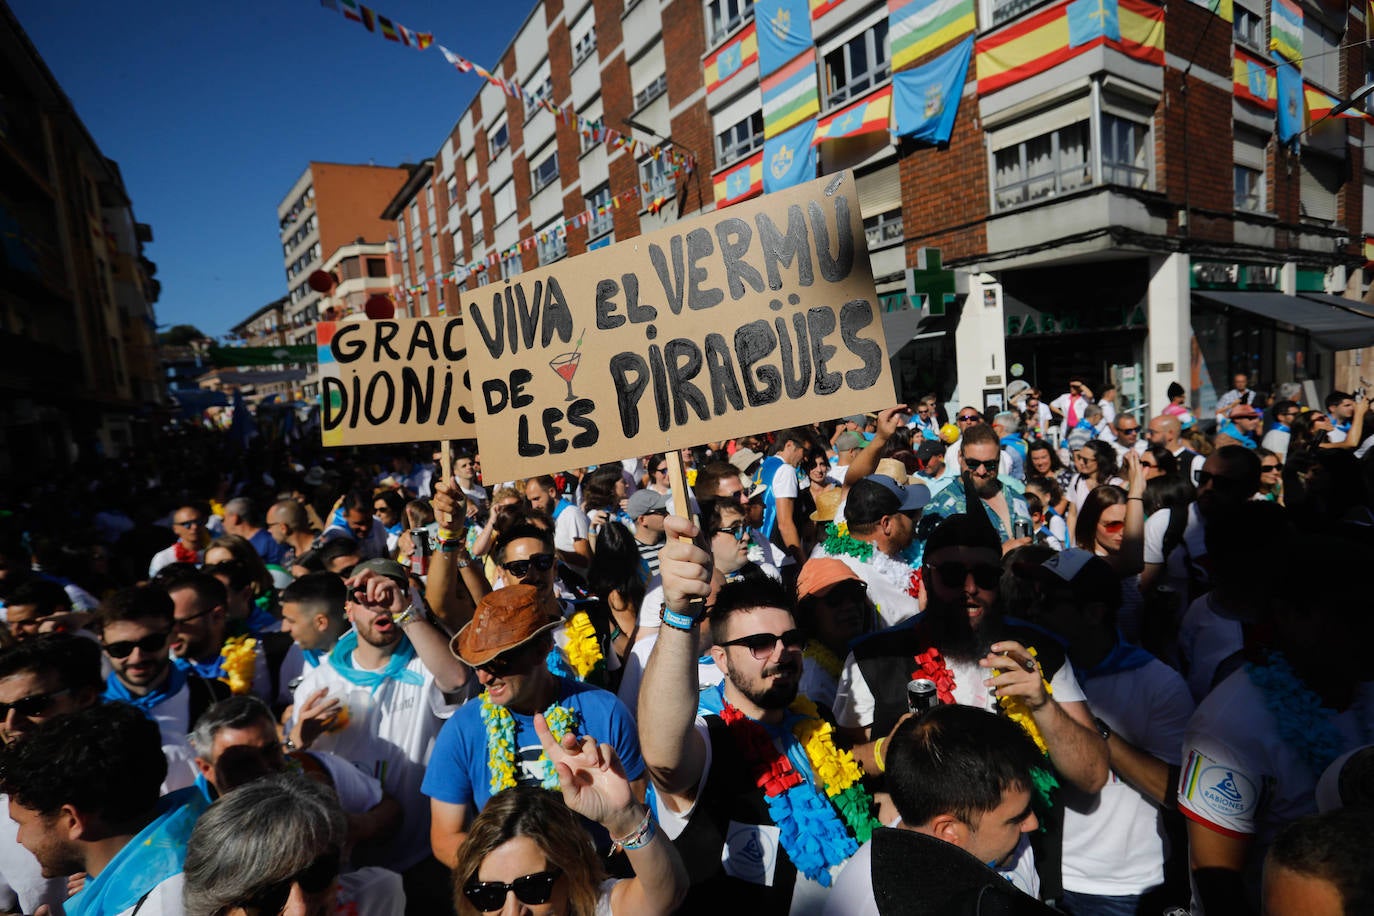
[1006,304,1147,336]
[1190,261,1280,290]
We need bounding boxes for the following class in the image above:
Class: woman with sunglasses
[1067,440,1121,514]
[453,715,687,916]
[644,454,673,497]
[1255,447,1283,503]
[581,465,633,543]
[1289,404,1367,456]
[1139,444,1177,481]
[1072,451,1147,638]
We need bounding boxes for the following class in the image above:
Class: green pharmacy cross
[909,248,957,316]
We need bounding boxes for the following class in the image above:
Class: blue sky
[11,0,536,339]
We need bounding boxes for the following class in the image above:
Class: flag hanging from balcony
[1233,48,1275,110]
[1274,53,1302,145]
[705,23,758,93]
[975,0,1163,96]
[893,35,972,144]
[714,151,765,205]
[1269,0,1302,63]
[813,84,892,143]
[889,0,976,73]
[762,51,821,138]
[1304,83,1373,123]
[764,120,818,192]
[756,0,815,77]
[1184,0,1232,23]
[810,0,848,18]
[1067,0,1120,46]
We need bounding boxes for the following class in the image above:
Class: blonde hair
[452,786,603,916]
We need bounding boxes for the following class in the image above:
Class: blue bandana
[172,654,225,682]
[327,630,424,692]
[1218,419,1257,448]
[102,663,188,717]
[1074,639,1155,682]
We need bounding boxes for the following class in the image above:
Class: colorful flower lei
[912,647,957,704]
[717,697,880,885]
[996,647,1053,755]
[221,636,257,695]
[804,641,844,680]
[821,522,873,562]
[1248,651,1353,779]
[480,693,579,795]
[563,611,605,682]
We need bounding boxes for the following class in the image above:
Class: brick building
[0,2,162,474]
[385,0,1374,416]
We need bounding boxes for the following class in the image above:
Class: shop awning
[1193,291,1374,350]
[1298,291,1374,320]
[881,308,955,357]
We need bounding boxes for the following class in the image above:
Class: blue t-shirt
[248,526,286,566]
[422,677,644,815]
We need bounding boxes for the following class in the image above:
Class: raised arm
[348,568,471,693]
[844,406,905,488]
[637,516,711,807]
[427,479,489,633]
[1112,450,1146,577]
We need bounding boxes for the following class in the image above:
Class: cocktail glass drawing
[549,351,582,401]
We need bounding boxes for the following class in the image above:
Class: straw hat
[810,486,844,522]
[875,457,910,485]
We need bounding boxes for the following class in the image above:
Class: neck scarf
[1218,419,1257,448]
[172,654,224,681]
[65,787,208,916]
[103,663,187,716]
[1074,638,1155,682]
[328,629,424,692]
[172,541,199,565]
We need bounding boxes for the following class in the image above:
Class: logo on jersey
[1197,766,1257,818]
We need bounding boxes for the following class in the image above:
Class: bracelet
[610,808,656,853]
[437,527,462,542]
[438,539,466,552]
[873,736,887,773]
[1127,496,1144,502]
[660,604,701,632]
[394,605,422,627]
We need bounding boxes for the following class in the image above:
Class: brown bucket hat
[452,584,562,666]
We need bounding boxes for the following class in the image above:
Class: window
[1303,19,1341,92]
[1101,114,1149,188]
[465,153,478,185]
[992,0,1040,26]
[586,184,614,239]
[366,258,388,278]
[993,122,1092,211]
[573,27,598,67]
[581,116,604,154]
[634,73,668,110]
[716,111,764,165]
[639,156,673,203]
[489,119,510,157]
[532,151,560,193]
[706,0,753,45]
[823,22,889,109]
[527,76,554,113]
[493,180,517,225]
[1300,151,1341,222]
[410,202,421,228]
[1235,128,1267,213]
[1233,5,1265,51]
[471,209,485,247]
[501,253,523,279]
[863,210,904,249]
[1235,166,1264,212]
[396,219,406,244]
[538,223,568,265]
[446,176,459,206]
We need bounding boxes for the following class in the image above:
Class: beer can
[907,678,940,714]
[410,528,431,576]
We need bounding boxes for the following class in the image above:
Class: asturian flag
[893,36,973,144]
[763,120,817,193]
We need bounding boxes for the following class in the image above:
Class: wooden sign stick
[664,448,695,536]
[440,440,454,492]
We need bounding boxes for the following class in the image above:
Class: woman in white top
[453,716,687,916]
[1067,439,1124,514]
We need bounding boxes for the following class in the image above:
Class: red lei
[906,568,922,600]
[718,703,804,796]
[912,646,957,704]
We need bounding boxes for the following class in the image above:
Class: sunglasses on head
[964,457,999,473]
[464,868,563,912]
[501,553,556,578]
[103,631,170,659]
[719,628,807,660]
[715,525,749,542]
[237,851,340,914]
[0,689,71,720]
[933,562,1001,590]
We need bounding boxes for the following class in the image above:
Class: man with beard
[641,519,881,912]
[288,558,471,910]
[921,424,1032,550]
[833,511,1108,902]
[155,568,274,704]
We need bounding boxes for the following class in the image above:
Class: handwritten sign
[316,318,476,447]
[462,171,895,477]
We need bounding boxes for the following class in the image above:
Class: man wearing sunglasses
[835,513,1108,901]
[922,423,1033,551]
[425,584,644,870]
[525,474,594,571]
[99,584,231,794]
[156,568,274,705]
[0,702,208,916]
[147,503,209,578]
[0,635,104,915]
[628,488,669,579]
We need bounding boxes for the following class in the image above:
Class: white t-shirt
[1143,504,1207,599]
[617,633,724,721]
[1050,393,1092,425]
[1177,593,1244,703]
[553,502,591,553]
[293,650,469,871]
[1061,659,1194,896]
[1178,669,1374,900]
[118,872,182,916]
[308,750,385,815]
[0,794,66,915]
[771,461,800,500]
[833,650,1086,731]
[337,866,406,915]
[148,683,200,795]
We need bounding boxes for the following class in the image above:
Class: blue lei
[1246,651,1349,779]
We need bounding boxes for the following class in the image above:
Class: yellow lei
[997,647,1053,754]
[563,611,604,680]
[789,696,867,796]
[221,636,257,695]
[481,694,578,793]
[803,641,844,680]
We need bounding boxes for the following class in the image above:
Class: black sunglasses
[174,519,204,528]
[1197,470,1241,489]
[1118,426,1140,434]
[715,525,749,542]
[236,851,340,914]
[957,414,981,422]
[463,868,562,912]
[933,562,1001,591]
[473,642,542,677]
[502,553,556,578]
[1262,463,1283,472]
[0,688,71,720]
[719,628,806,660]
[103,630,170,660]
[964,457,999,473]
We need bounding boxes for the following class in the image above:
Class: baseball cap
[350,558,410,589]
[924,512,1002,556]
[452,584,562,666]
[846,474,930,526]
[834,431,866,452]
[796,558,864,600]
[1228,404,1260,419]
[914,440,945,468]
[1033,549,1122,607]
[627,489,668,518]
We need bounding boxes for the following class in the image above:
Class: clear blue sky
[11,0,536,339]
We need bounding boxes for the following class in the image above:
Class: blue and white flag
[1066,0,1120,46]
[893,36,973,144]
[1274,52,1301,146]
[763,120,817,194]
[755,0,813,77]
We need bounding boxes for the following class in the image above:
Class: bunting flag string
[317,0,694,175]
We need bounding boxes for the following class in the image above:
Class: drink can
[1013,519,1031,540]
[410,528,431,576]
[907,678,939,714]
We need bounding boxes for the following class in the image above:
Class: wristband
[1127,496,1144,502]
[394,605,422,627]
[610,808,656,853]
[873,736,887,773]
[437,527,462,542]
[438,539,466,553]
[660,603,702,632]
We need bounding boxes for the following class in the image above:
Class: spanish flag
[714,151,764,206]
[813,84,893,144]
[705,24,758,93]
[1232,47,1275,110]
[1304,83,1373,123]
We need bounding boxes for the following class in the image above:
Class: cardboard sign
[316,318,477,447]
[462,171,895,477]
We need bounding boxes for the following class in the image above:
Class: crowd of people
[0,372,1369,915]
